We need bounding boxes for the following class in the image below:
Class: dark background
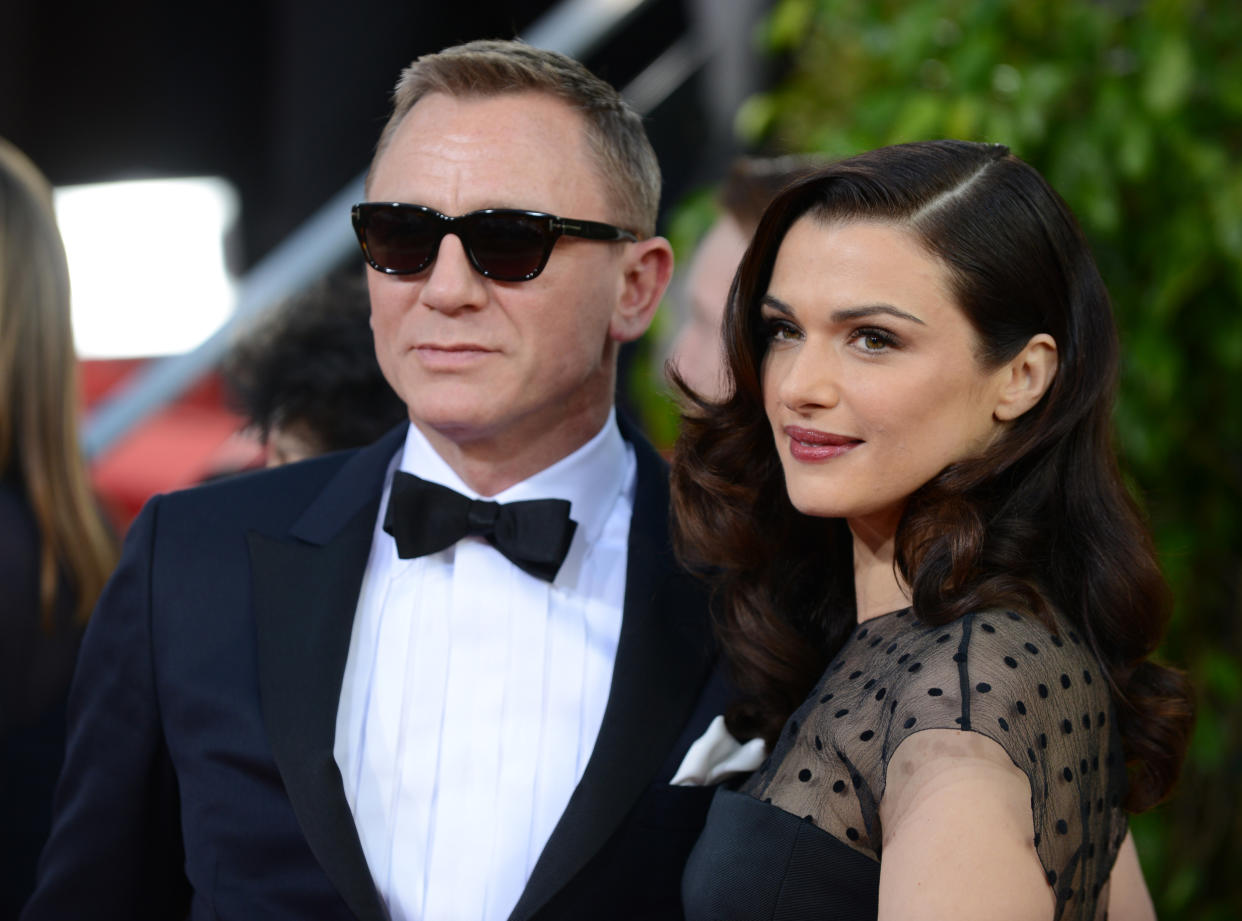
[0,0,750,273]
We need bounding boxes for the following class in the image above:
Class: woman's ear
[993,333,1058,421]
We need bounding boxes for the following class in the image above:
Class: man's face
[668,214,750,401]
[365,91,636,471]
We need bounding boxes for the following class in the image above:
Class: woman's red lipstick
[783,425,861,462]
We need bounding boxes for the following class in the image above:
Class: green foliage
[626,185,719,448]
[735,0,1242,915]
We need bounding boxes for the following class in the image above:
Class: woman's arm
[1107,832,1156,921]
[877,729,1054,921]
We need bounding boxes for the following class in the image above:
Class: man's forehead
[367,90,597,202]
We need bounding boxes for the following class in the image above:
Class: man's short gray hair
[368,39,662,237]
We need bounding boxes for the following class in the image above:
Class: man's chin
[409,411,505,449]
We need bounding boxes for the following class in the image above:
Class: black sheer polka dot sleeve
[742,607,1129,921]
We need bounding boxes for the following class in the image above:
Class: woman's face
[761,217,1009,539]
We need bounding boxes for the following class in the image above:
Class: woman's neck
[850,515,911,623]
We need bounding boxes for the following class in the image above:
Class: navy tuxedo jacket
[24,423,728,921]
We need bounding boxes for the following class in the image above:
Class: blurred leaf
[665,186,719,259]
[944,94,983,139]
[888,92,947,143]
[764,0,816,51]
[1187,704,1226,770]
[1142,34,1194,115]
[1117,117,1153,179]
[734,93,778,145]
[1199,650,1242,700]
[1163,861,1199,914]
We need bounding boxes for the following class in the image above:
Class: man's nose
[419,233,488,313]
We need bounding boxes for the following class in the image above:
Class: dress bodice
[684,607,1129,921]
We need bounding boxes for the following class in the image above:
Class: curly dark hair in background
[223,273,407,455]
[670,139,1193,812]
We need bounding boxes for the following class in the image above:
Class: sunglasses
[351,202,640,282]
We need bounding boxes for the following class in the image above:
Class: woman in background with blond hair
[0,137,117,918]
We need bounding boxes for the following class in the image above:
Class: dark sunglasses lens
[365,207,440,273]
[465,213,552,280]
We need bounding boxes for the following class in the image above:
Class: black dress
[683,608,1129,921]
[0,474,84,919]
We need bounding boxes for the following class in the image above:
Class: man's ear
[610,236,674,343]
[993,333,1058,421]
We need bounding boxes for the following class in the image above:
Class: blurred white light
[54,177,239,358]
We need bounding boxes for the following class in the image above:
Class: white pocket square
[671,714,768,786]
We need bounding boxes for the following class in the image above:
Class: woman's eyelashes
[761,310,903,354]
[763,314,803,343]
[846,326,901,353]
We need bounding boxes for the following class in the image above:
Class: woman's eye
[850,327,899,352]
[764,317,802,341]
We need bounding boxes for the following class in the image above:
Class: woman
[0,138,117,916]
[671,140,1192,921]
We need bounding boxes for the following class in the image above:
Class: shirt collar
[396,409,630,546]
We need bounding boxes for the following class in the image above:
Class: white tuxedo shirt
[334,413,635,921]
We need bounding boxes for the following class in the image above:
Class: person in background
[667,155,821,401]
[0,138,117,919]
[222,274,407,466]
[672,140,1193,920]
[24,40,728,921]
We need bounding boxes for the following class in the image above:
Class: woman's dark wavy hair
[670,139,1192,812]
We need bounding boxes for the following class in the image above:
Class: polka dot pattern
[741,608,1128,921]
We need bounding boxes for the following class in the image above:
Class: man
[667,155,821,401]
[24,40,729,921]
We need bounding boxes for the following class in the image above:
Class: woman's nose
[774,342,840,413]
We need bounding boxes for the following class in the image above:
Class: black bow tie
[383,472,578,582]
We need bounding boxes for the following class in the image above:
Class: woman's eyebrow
[830,304,926,325]
[760,294,793,315]
[761,296,925,326]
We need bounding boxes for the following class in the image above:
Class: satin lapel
[250,427,404,921]
[509,426,715,921]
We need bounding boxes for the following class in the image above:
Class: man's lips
[414,342,494,352]
[783,425,862,461]
[412,343,496,367]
